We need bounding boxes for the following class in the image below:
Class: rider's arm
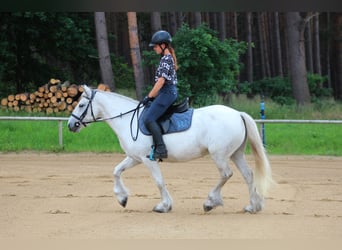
[148,77,165,98]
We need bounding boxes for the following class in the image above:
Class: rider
[142,30,178,160]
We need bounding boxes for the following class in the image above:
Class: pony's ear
[83,85,92,97]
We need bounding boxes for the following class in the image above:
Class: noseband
[71,90,97,128]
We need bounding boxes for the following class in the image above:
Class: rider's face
[153,44,165,55]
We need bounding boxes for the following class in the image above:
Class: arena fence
[0,116,341,147]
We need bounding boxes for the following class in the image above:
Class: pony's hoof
[153,204,172,213]
[119,197,128,208]
[203,204,214,212]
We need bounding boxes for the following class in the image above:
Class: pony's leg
[113,156,140,208]
[231,149,264,213]
[142,159,173,213]
[203,153,233,212]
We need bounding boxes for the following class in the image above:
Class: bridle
[71,89,144,141]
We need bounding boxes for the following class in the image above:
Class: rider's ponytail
[169,46,178,71]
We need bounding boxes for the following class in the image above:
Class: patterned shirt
[155,54,177,85]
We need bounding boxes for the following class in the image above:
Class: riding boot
[145,121,168,159]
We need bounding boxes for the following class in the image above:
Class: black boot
[145,121,168,159]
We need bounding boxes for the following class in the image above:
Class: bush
[307,73,332,99]
[240,74,333,106]
[173,24,247,106]
[249,76,294,105]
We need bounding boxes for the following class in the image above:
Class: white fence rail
[1,116,341,147]
[0,116,68,147]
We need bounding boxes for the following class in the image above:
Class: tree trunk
[333,13,342,99]
[286,12,311,105]
[305,18,314,73]
[94,12,115,91]
[151,12,162,33]
[193,12,202,28]
[261,13,271,77]
[274,12,283,77]
[246,12,253,83]
[257,12,266,78]
[326,13,332,89]
[313,13,322,76]
[232,12,238,40]
[217,12,226,41]
[127,12,145,100]
[169,12,177,35]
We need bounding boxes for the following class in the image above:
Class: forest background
[0,12,341,107]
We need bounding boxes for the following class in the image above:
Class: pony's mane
[96,89,139,104]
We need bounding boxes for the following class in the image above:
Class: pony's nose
[68,120,80,132]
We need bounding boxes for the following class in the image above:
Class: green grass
[0,94,341,155]
[261,123,342,156]
[0,120,123,153]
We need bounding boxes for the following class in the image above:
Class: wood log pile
[0,79,111,114]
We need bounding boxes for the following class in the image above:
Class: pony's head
[67,85,100,132]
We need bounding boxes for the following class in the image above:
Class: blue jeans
[144,84,178,124]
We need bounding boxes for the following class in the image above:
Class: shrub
[173,24,247,106]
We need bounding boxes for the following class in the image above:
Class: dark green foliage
[247,76,294,105]
[110,55,134,89]
[240,73,333,105]
[173,24,247,106]
[0,12,99,96]
[307,73,332,99]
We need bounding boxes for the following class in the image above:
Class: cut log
[72,101,78,108]
[57,101,67,111]
[1,98,8,106]
[29,93,36,100]
[38,84,48,93]
[46,107,54,114]
[8,95,15,102]
[19,93,29,102]
[49,85,58,93]
[67,105,74,112]
[55,90,63,99]
[97,83,110,91]
[50,96,58,104]
[12,100,19,107]
[66,97,73,104]
[49,78,61,85]
[67,84,78,97]
[78,85,84,93]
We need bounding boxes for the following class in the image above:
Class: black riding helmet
[149,30,172,47]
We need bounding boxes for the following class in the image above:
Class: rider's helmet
[149,30,172,47]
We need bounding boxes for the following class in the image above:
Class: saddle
[164,97,189,115]
[139,98,193,135]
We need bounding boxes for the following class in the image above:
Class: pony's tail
[240,112,275,197]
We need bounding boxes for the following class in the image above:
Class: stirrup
[147,145,156,161]
[146,145,164,162]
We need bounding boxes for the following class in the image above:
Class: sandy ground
[0,152,341,239]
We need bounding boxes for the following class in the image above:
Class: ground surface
[0,153,341,239]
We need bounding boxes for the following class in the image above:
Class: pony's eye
[79,103,85,108]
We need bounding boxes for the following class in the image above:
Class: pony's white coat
[68,86,274,213]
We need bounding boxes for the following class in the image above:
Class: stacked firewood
[0,79,111,114]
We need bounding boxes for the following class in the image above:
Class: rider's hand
[142,96,153,105]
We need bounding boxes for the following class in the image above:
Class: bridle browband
[71,89,144,141]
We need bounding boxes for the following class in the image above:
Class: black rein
[71,90,144,141]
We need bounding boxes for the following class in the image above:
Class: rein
[71,90,144,141]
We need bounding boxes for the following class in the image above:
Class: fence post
[260,95,266,147]
[58,120,63,147]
